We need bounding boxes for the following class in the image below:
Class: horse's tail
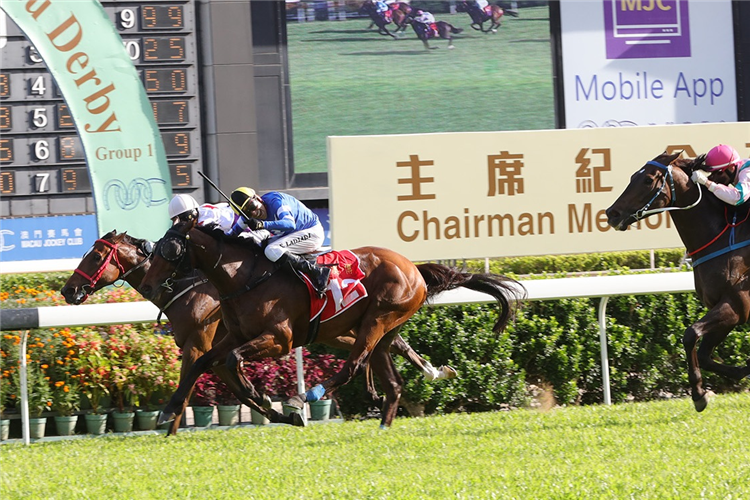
[504,9,519,17]
[416,263,525,333]
[450,25,464,34]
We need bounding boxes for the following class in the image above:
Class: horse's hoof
[291,412,307,427]
[439,365,458,380]
[491,29,497,33]
[448,45,455,50]
[285,394,305,410]
[158,411,176,425]
[262,394,273,410]
[693,391,713,412]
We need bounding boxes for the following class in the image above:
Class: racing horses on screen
[139,218,523,429]
[606,151,750,413]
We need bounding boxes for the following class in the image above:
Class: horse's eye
[160,238,184,261]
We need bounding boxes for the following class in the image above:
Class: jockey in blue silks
[230,187,330,297]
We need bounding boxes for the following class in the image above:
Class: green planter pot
[85,413,108,435]
[112,411,135,433]
[250,408,270,425]
[136,409,160,431]
[29,417,47,439]
[191,406,214,427]
[54,415,79,436]
[217,405,240,426]
[309,399,332,421]
[0,419,9,440]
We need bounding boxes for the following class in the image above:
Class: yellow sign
[328,122,750,260]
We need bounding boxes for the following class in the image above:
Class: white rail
[2,271,696,445]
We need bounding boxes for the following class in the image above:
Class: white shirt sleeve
[709,167,750,206]
[197,203,236,233]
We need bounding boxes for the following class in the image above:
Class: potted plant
[131,330,180,430]
[190,372,218,427]
[14,363,53,438]
[0,370,12,440]
[214,377,241,426]
[73,329,112,434]
[51,377,81,436]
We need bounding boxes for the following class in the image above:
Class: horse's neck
[668,195,730,254]
[116,240,171,310]
[190,231,259,296]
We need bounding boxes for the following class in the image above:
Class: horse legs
[165,342,205,436]
[225,332,306,426]
[369,339,403,429]
[389,334,457,381]
[683,301,745,412]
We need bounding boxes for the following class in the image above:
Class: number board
[0,0,203,217]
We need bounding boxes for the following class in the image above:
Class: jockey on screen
[230,187,330,298]
[690,144,750,206]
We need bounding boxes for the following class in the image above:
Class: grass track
[287,6,555,173]
[4,392,750,498]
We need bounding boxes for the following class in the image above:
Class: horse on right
[606,150,750,413]
[456,1,517,33]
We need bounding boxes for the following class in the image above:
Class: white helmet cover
[168,194,199,219]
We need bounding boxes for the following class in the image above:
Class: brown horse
[359,0,409,38]
[455,1,517,33]
[606,151,750,413]
[411,19,463,49]
[60,230,459,432]
[138,220,523,429]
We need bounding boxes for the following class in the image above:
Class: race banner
[0,0,172,240]
[328,122,750,261]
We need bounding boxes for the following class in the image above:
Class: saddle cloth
[303,250,367,322]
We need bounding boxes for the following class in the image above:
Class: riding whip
[197,170,253,221]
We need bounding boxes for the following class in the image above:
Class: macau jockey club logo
[103,178,168,210]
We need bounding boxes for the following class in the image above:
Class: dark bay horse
[411,20,463,49]
[359,0,409,38]
[606,151,750,413]
[456,1,517,33]
[60,231,459,431]
[139,220,523,429]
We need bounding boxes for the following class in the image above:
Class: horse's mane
[194,224,264,252]
[102,230,154,255]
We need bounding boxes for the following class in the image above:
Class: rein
[689,207,750,267]
[633,161,703,220]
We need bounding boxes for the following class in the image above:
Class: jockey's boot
[280,253,330,298]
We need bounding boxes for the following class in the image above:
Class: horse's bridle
[632,160,702,221]
[74,238,152,298]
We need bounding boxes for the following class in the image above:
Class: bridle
[632,160,703,221]
[73,238,152,298]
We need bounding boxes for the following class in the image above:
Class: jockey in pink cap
[691,144,750,206]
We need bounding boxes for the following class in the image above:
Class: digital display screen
[58,136,85,162]
[152,100,189,125]
[0,105,11,131]
[60,167,92,193]
[0,171,15,194]
[0,73,9,98]
[143,36,186,62]
[2,1,203,215]
[143,68,188,93]
[141,4,185,29]
[0,138,14,163]
[170,163,192,187]
[162,131,191,156]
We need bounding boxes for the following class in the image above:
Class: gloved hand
[247,218,264,231]
[691,169,710,186]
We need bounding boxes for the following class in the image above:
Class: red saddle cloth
[304,250,367,322]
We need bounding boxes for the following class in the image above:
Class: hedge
[5,249,747,421]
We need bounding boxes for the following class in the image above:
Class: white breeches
[264,223,325,262]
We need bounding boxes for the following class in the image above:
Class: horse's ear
[103,229,117,239]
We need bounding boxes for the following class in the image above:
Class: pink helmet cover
[705,144,741,171]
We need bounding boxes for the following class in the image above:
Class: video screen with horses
[284,1,555,174]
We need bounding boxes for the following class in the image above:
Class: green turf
[3,392,750,498]
[287,6,556,174]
